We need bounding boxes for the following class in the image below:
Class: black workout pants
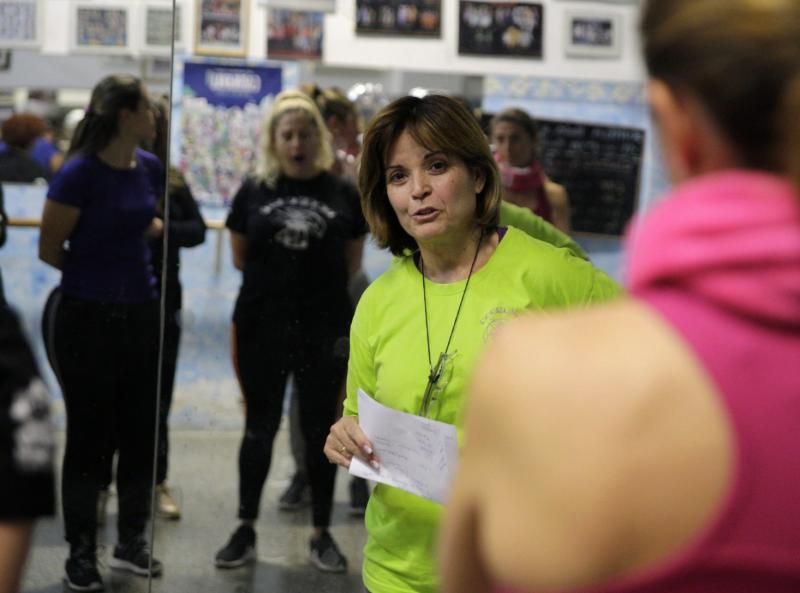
[43,290,159,545]
[96,301,179,489]
[156,303,180,485]
[234,311,346,528]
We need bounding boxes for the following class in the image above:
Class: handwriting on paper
[349,389,459,504]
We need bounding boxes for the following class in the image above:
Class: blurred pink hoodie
[500,170,800,593]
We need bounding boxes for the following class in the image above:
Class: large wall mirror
[3,1,374,591]
[4,1,660,592]
[2,0,176,591]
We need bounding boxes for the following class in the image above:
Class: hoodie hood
[626,170,800,328]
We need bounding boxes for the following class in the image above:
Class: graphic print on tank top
[259,195,337,251]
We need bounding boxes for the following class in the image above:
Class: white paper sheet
[348,388,460,504]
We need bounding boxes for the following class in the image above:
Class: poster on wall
[267,9,323,60]
[257,0,335,12]
[194,0,248,57]
[143,3,182,52]
[563,10,622,58]
[458,1,543,58]
[355,0,441,37]
[179,61,282,206]
[0,0,39,48]
[73,5,130,52]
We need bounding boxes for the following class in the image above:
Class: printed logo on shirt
[480,306,522,341]
[259,196,338,250]
[9,378,54,474]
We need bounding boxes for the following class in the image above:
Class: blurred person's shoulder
[469,299,732,587]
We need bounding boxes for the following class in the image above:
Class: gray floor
[22,426,368,593]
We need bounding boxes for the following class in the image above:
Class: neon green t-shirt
[345,227,620,593]
[498,200,588,260]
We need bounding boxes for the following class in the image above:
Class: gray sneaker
[278,472,309,511]
[109,537,163,577]
[309,531,347,573]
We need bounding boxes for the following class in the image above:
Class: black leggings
[96,303,179,488]
[43,289,159,545]
[234,312,346,528]
[156,304,180,485]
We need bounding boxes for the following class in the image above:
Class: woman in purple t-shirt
[38,75,165,591]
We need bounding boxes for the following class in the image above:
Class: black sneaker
[309,531,348,573]
[109,537,163,577]
[279,472,309,511]
[349,477,369,516]
[64,545,104,592]
[215,524,256,568]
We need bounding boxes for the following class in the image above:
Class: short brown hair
[359,94,502,256]
[1,113,46,150]
[641,0,800,179]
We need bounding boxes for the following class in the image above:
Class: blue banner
[182,61,282,108]
[179,60,283,205]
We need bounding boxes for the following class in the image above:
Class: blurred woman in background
[275,84,370,516]
[39,74,164,590]
[215,90,366,573]
[490,108,571,233]
[0,114,50,183]
[95,95,207,525]
[145,96,206,521]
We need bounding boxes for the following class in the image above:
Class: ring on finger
[339,445,348,454]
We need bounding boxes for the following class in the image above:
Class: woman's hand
[325,416,379,469]
[145,217,164,239]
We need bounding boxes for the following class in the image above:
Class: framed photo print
[0,0,40,48]
[257,0,335,12]
[73,4,131,53]
[459,1,543,58]
[194,0,248,57]
[355,0,441,38]
[267,9,323,61]
[563,9,622,58]
[142,2,183,53]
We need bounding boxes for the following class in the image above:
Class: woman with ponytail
[39,75,164,590]
[441,1,800,592]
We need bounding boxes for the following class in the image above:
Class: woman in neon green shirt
[324,94,619,593]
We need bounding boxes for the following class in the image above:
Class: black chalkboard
[536,119,645,236]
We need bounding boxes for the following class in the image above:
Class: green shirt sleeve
[344,293,377,417]
[535,239,623,306]
[498,200,589,260]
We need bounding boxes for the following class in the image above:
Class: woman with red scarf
[490,108,571,234]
